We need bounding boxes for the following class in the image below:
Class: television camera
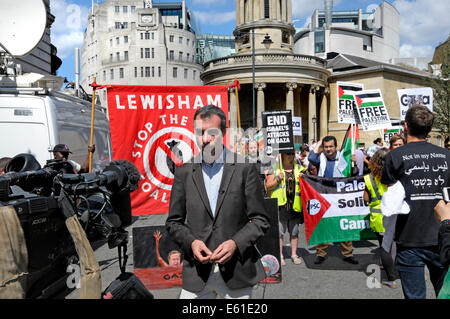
[0,154,140,298]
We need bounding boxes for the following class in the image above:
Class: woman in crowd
[363,148,399,288]
[266,151,305,266]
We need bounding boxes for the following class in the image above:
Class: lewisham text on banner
[106,85,229,215]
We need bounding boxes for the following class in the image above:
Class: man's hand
[351,154,357,163]
[153,230,162,241]
[210,239,237,264]
[191,239,212,264]
[88,144,96,153]
[434,200,450,224]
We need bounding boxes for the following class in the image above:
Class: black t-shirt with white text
[381,141,449,247]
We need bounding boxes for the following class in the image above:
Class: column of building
[256,82,266,129]
[319,87,329,139]
[308,86,318,144]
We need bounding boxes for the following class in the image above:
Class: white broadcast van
[0,74,112,171]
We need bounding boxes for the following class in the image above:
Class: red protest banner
[106,85,229,215]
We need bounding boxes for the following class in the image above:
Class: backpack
[101,243,154,299]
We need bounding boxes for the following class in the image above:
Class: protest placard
[337,81,364,124]
[354,89,392,131]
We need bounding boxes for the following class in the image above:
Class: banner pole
[88,78,97,173]
[379,129,386,147]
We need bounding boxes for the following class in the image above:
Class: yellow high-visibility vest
[364,173,387,233]
[270,164,303,212]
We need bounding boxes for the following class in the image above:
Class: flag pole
[88,77,101,173]
[233,77,243,155]
[351,124,355,168]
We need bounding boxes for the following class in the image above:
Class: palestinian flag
[337,124,360,177]
[299,176,331,244]
[354,91,384,108]
[337,81,364,124]
[300,175,376,245]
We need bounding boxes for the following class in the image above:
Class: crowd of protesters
[228,105,449,299]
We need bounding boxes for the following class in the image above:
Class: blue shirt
[201,149,225,216]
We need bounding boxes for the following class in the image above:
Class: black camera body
[0,154,140,298]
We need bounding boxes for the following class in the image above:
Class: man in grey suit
[166,104,270,299]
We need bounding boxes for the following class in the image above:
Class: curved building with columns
[200,0,330,144]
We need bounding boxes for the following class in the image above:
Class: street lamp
[312,115,317,142]
[235,30,272,128]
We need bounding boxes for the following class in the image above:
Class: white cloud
[399,44,434,58]
[193,10,235,25]
[50,0,89,59]
[393,0,450,57]
[292,0,342,19]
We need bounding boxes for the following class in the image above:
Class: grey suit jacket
[166,149,270,292]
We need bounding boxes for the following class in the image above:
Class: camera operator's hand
[434,200,450,224]
[191,239,212,264]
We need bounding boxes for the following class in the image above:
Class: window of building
[314,30,325,53]
[169,35,174,42]
[145,48,150,58]
[152,48,155,59]
[110,39,113,46]
[124,36,128,43]
[110,53,113,62]
[134,67,137,78]
[119,68,124,78]
[193,70,196,80]
[169,50,174,60]
[123,6,127,13]
[187,39,190,46]
[152,67,155,77]
[187,53,190,61]
[103,70,106,81]
[115,6,119,13]
[282,31,289,44]
[145,67,150,77]
[116,37,119,45]
[179,52,183,61]
[141,67,144,77]
[115,22,121,29]
[140,48,144,59]
[158,66,161,77]
[152,32,154,40]
[173,67,178,78]
[131,6,136,12]
[179,37,183,44]
[116,52,120,61]
[145,32,150,40]
[264,0,270,18]
[124,51,128,60]
[122,22,128,29]
[140,33,143,40]
[110,69,114,80]
[184,68,188,79]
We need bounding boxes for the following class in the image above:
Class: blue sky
[51,0,450,82]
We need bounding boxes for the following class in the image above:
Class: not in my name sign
[262,110,294,153]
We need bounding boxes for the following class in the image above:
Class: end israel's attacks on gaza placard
[354,89,392,131]
[336,81,364,124]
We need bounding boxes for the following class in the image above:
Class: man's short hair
[193,104,227,135]
[405,105,434,139]
[445,136,449,146]
[322,136,337,147]
[300,145,309,153]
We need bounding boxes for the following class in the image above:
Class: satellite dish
[0,0,47,57]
